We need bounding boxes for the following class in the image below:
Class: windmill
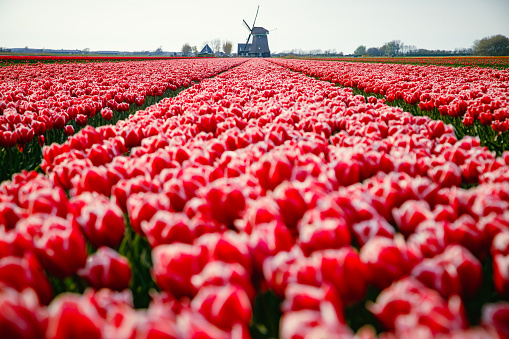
[238,6,271,57]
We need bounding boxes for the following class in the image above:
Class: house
[199,44,214,55]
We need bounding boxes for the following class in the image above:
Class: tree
[473,35,509,56]
[192,46,198,55]
[385,40,403,56]
[222,41,233,55]
[182,43,192,56]
[366,47,382,56]
[83,48,90,54]
[354,45,366,56]
[211,39,221,56]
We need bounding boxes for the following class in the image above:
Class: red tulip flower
[71,192,125,248]
[151,243,208,298]
[78,247,131,291]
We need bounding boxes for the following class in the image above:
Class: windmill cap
[252,27,269,35]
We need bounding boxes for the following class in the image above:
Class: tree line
[181,39,233,56]
[353,35,509,57]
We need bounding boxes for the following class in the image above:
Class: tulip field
[305,56,509,69]
[272,58,509,153]
[1,57,509,338]
[0,58,243,181]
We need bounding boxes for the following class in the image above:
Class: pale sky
[1,0,508,54]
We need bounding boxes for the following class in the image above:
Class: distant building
[96,51,120,55]
[199,44,214,55]
[238,43,252,56]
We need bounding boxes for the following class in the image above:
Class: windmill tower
[238,6,271,57]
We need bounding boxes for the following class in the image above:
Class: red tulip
[100,108,113,121]
[46,293,103,339]
[52,113,67,129]
[368,277,467,335]
[29,216,88,278]
[411,244,482,298]
[0,253,53,305]
[197,231,253,274]
[204,180,246,228]
[0,287,47,339]
[280,308,351,339]
[127,192,171,236]
[428,162,462,188]
[64,125,74,136]
[17,125,34,144]
[141,210,194,248]
[482,302,509,339]
[0,130,18,147]
[351,217,395,247]
[191,284,252,330]
[317,247,369,305]
[151,243,208,298]
[248,220,293,272]
[78,247,131,291]
[71,192,125,248]
[360,235,420,290]
[493,254,509,298]
[491,231,509,256]
[299,218,351,255]
[254,153,293,191]
[0,201,24,230]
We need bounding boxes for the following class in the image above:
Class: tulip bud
[152,243,208,298]
[127,192,171,236]
[299,218,351,255]
[360,235,420,290]
[191,284,252,330]
[64,125,75,136]
[0,287,47,339]
[141,210,194,248]
[317,247,369,305]
[71,192,125,248]
[0,253,53,305]
[196,232,252,274]
[78,247,131,291]
[368,277,467,335]
[31,216,88,278]
[46,293,103,339]
[411,244,482,298]
[249,220,293,272]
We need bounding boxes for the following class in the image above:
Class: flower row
[0,55,193,65]
[1,59,509,338]
[0,58,244,148]
[271,59,509,135]
[314,56,509,69]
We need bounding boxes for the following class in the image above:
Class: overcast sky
[1,0,508,54]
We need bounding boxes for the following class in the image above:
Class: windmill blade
[243,33,252,53]
[269,28,278,32]
[243,20,252,32]
[252,5,259,28]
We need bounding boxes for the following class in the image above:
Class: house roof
[199,44,214,54]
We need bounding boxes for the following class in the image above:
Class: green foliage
[473,35,509,56]
[182,43,192,56]
[250,290,282,339]
[354,45,366,56]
